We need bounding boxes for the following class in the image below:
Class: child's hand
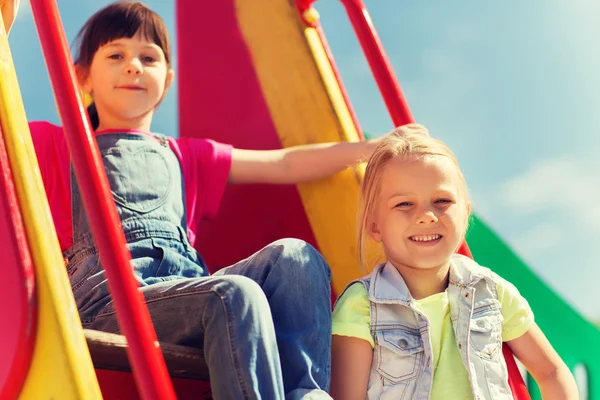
[1,0,20,34]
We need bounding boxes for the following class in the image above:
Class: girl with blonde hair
[330,124,578,400]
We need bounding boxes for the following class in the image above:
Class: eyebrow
[388,192,415,198]
[103,42,160,51]
[388,189,457,199]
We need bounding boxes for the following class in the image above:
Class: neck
[95,110,154,133]
[390,260,451,300]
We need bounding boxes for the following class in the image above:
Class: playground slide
[0,0,596,397]
[178,0,598,399]
[467,216,599,399]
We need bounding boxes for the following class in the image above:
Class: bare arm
[330,335,373,400]
[507,323,579,400]
[0,0,19,33]
[229,139,379,184]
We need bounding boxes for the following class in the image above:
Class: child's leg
[89,275,285,399]
[214,238,332,399]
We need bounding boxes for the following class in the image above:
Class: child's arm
[330,335,372,400]
[507,323,579,400]
[0,0,19,33]
[229,139,380,184]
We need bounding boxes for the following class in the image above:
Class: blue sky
[8,1,599,322]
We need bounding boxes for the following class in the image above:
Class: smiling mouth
[117,86,144,90]
[409,234,443,242]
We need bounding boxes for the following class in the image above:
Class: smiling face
[80,33,173,131]
[73,2,173,131]
[368,155,470,272]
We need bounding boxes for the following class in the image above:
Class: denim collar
[367,254,485,304]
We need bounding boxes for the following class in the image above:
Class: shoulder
[175,137,232,158]
[28,121,68,161]
[28,120,63,142]
[333,282,370,321]
[335,281,368,306]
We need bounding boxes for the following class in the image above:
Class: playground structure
[0,0,598,399]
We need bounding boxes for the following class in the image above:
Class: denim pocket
[470,305,503,359]
[101,146,172,214]
[375,329,423,383]
[151,238,206,279]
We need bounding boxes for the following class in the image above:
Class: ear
[367,217,383,243]
[164,68,175,93]
[75,64,92,94]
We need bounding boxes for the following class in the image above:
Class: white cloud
[511,222,563,257]
[501,156,600,229]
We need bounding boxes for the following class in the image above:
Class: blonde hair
[358,124,470,270]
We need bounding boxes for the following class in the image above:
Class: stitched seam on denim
[69,230,185,252]
[94,288,215,318]
[71,261,103,292]
[68,247,98,266]
[219,289,251,399]
[101,147,172,213]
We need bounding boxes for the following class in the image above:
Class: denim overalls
[62,132,333,399]
[64,132,207,322]
[344,254,512,400]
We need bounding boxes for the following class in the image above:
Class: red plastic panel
[0,127,37,400]
[96,370,212,400]
[176,0,318,272]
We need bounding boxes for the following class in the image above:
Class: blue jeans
[86,238,332,399]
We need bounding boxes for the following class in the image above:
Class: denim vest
[347,254,512,400]
[63,132,208,323]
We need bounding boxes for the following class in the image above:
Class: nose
[417,209,438,225]
[126,58,143,75]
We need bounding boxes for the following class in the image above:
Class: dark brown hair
[74,1,171,129]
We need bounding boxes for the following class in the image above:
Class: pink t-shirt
[29,121,232,251]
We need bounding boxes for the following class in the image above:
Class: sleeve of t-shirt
[494,273,535,342]
[28,121,72,251]
[175,137,232,223]
[200,139,233,219]
[332,282,374,348]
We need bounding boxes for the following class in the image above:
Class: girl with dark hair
[6,1,390,398]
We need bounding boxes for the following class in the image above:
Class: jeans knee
[215,275,270,311]
[269,238,331,284]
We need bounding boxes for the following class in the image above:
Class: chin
[408,256,452,271]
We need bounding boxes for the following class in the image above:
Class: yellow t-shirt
[332,278,534,400]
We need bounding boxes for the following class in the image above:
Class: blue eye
[395,202,412,208]
[435,199,452,205]
[142,56,156,63]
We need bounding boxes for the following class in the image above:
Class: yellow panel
[234,0,369,293]
[0,19,102,399]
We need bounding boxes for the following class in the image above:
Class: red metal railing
[29,1,176,399]
[295,0,531,398]
[338,0,473,258]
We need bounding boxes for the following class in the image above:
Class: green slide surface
[466,215,599,399]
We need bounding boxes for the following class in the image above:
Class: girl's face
[368,155,470,273]
[80,32,173,130]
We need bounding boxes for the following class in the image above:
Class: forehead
[100,34,162,51]
[380,155,463,195]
